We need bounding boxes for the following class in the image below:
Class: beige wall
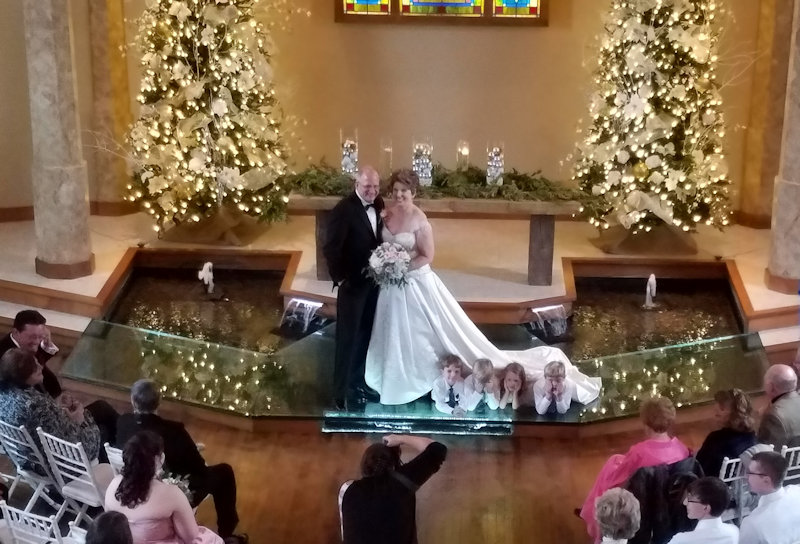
[0,0,766,210]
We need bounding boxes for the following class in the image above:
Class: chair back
[0,420,52,478]
[104,442,123,476]
[36,428,106,508]
[781,445,800,485]
[0,499,64,543]
[65,521,87,544]
[718,456,745,523]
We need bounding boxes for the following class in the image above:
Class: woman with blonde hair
[578,397,690,543]
[695,388,757,477]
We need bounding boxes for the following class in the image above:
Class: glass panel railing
[64,321,767,426]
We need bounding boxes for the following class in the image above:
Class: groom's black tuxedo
[323,191,384,404]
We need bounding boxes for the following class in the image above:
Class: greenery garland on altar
[282,162,595,204]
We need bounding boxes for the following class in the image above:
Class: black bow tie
[364,203,374,210]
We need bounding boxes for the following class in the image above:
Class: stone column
[87,0,134,215]
[23,0,94,278]
[739,0,794,228]
[766,0,800,294]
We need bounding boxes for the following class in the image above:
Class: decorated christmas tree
[573,0,731,233]
[127,0,289,232]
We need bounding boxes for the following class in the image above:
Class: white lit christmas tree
[127,0,289,232]
[573,0,732,233]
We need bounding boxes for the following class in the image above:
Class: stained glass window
[493,0,540,18]
[342,0,391,16]
[400,0,483,17]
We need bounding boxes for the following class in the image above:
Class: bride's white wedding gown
[364,226,602,406]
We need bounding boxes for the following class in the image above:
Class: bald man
[757,364,800,449]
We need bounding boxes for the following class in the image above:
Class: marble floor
[0,213,797,347]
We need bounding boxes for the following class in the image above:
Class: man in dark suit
[115,379,246,544]
[758,364,800,449]
[322,166,384,409]
[0,309,62,398]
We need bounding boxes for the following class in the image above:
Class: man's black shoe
[334,398,347,411]
[353,386,380,402]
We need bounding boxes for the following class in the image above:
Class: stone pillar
[766,0,800,294]
[87,0,134,215]
[23,0,94,278]
[739,0,794,228]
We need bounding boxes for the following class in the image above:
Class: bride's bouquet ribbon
[365,242,411,287]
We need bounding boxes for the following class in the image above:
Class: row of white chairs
[0,419,114,542]
[718,443,800,525]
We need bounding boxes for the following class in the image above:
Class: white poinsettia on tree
[127,0,289,232]
[573,0,732,233]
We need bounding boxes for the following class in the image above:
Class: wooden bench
[288,195,580,286]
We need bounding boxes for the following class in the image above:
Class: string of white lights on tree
[573,0,732,233]
[127,0,291,232]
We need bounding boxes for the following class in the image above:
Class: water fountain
[198,262,215,294]
[643,273,657,309]
[524,304,569,342]
[279,297,329,338]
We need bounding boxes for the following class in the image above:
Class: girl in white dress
[364,169,602,406]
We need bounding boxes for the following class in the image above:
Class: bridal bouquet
[365,242,411,287]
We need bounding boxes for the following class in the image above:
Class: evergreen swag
[283,162,590,203]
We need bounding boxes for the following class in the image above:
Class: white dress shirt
[666,517,738,544]
[356,191,377,236]
[431,376,467,415]
[532,378,576,415]
[463,374,487,411]
[739,486,800,544]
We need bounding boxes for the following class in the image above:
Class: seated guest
[739,451,800,544]
[463,358,495,411]
[340,434,446,544]
[594,487,640,544]
[579,396,690,543]
[87,511,134,544]
[431,354,468,415]
[105,431,224,544]
[497,362,534,410]
[0,309,61,398]
[0,348,101,462]
[695,389,757,477]
[533,360,577,415]
[757,364,800,449]
[666,477,738,544]
[115,379,246,544]
[0,309,118,443]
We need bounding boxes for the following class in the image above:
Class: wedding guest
[738,451,800,544]
[757,364,800,449]
[579,397,690,543]
[431,354,467,416]
[695,389,757,478]
[340,434,447,544]
[533,360,577,415]
[666,477,737,544]
[463,358,494,411]
[594,487,641,544]
[115,379,245,543]
[0,348,102,462]
[105,431,225,544]
[86,511,134,544]
[497,362,534,410]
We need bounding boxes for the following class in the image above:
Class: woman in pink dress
[579,397,690,543]
[105,431,224,544]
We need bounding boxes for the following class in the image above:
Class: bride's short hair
[389,169,420,193]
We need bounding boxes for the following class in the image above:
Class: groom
[323,166,384,410]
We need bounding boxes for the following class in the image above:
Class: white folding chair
[781,444,800,485]
[719,456,751,525]
[103,443,123,477]
[36,428,114,528]
[0,441,20,495]
[64,521,87,544]
[0,499,64,543]
[0,420,64,514]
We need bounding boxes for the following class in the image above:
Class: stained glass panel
[343,0,391,15]
[400,0,484,17]
[493,0,540,17]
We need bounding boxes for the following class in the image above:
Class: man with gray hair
[757,364,800,449]
[115,379,245,544]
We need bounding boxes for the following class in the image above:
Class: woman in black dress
[695,388,758,477]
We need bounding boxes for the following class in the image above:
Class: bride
[364,169,602,406]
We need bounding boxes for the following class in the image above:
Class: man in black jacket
[115,379,245,544]
[0,309,61,398]
[322,166,384,409]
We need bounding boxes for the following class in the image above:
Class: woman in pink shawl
[579,397,690,542]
